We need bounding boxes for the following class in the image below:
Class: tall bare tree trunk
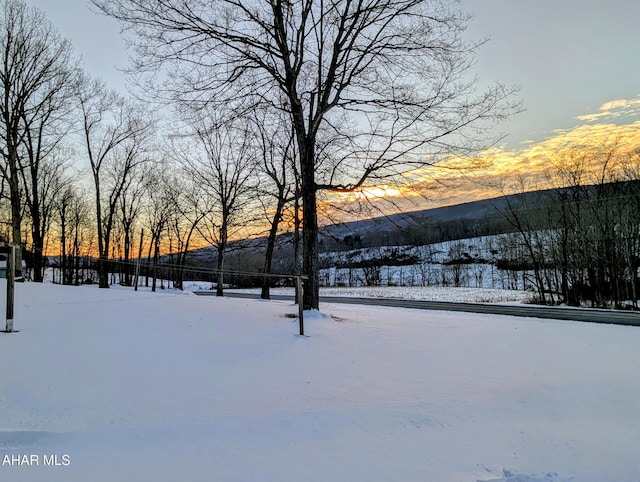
[10,179,22,279]
[215,224,226,297]
[261,197,286,300]
[299,139,319,310]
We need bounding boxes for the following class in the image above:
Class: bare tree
[251,108,298,299]
[496,178,554,304]
[94,0,520,308]
[167,174,208,290]
[141,163,176,292]
[56,184,79,285]
[23,152,70,281]
[491,143,640,308]
[619,151,640,308]
[57,185,72,283]
[0,0,79,278]
[176,112,258,296]
[118,161,146,286]
[68,188,93,285]
[78,77,153,288]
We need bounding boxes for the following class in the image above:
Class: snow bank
[1,281,639,481]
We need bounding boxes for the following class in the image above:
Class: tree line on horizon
[141,152,640,312]
[1,0,523,309]
[495,147,640,309]
[304,146,640,309]
[2,0,639,311]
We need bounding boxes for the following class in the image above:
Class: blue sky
[26,0,640,212]
[463,0,640,147]
[28,0,129,92]
[28,0,640,150]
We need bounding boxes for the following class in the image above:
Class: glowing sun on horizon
[353,185,402,200]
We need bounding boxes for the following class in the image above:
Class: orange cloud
[325,96,640,218]
[577,96,640,122]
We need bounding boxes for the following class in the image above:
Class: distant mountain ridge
[317,180,640,248]
[319,196,506,239]
[187,187,570,260]
[316,189,555,246]
[188,180,639,265]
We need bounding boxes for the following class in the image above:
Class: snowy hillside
[1,281,639,481]
[320,234,529,291]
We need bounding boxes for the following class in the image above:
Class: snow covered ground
[186,283,533,304]
[275,286,529,304]
[1,281,640,481]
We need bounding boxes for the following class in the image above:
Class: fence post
[134,258,140,292]
[296,275,304,336]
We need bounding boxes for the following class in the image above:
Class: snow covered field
[220,285,531,304]
[1,281,640,481]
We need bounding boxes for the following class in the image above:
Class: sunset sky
[27,0,640,214]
